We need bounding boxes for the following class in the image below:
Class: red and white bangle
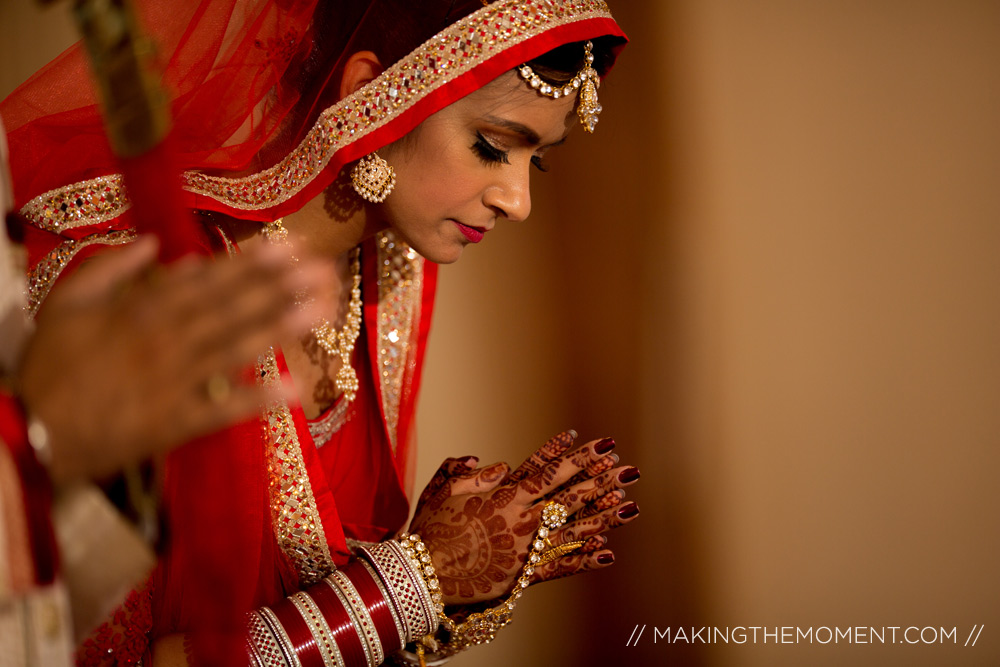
[357,540,437,640]
[247,537,439,667]
[355,559,407,651]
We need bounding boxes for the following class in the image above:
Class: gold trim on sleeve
[260,350,336,586]
[25,229,136,316]
[374,231,424,454]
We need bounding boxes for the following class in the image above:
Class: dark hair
[524,36,620,84]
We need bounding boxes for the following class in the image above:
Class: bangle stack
[247,502,572,666]
[247,539,439,667]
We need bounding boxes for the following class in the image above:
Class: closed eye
[472,133,509,166]
[474,132,552,173]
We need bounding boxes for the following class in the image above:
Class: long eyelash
[472,133,509,166]
[531,156,550,173]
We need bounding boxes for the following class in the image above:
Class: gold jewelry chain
[405,501,573,663]
[262,219,362,403]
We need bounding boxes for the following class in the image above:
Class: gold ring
[540,502,569,530]
[538,540,586,566]
[205,373,231,404]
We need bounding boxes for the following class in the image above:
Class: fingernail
[618,467,640,483]
[594,437,616,455]
[461,456,479,467]
[597,552,615,565]
[617,502,640,519]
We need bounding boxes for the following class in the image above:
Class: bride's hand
[409,430,639,606]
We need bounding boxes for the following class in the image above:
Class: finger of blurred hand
[176,382,284,445]
[48,235,159,305]
[127,248,335,381]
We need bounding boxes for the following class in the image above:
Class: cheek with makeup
[376,73,577,264]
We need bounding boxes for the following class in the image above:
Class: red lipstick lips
[454,221,486,243]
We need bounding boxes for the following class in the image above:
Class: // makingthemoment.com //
[625,625,985,647]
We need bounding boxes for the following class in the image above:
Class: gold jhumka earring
[351,152,396,203]
[517,40,603,133]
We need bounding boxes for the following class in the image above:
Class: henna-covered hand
[412,455,482,516]
[409,431,638,606]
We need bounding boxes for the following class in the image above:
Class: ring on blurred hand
[205,373,231,404]
[538,540,585,565]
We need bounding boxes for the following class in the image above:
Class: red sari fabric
[1,1,625,664]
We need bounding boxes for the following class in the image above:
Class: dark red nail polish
[594,437,616,455]
[597,552,615,565]
[618,467,640,483]
[617,502,639,519]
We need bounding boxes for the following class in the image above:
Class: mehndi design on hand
[409,431,639,605]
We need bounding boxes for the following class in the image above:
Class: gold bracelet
[395,533,445,628]
[420,501,571,659]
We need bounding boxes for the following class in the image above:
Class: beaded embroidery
[26,229,136,317]
[260,350,335,586]
[20,175,129,233]
[375,231,424,453]
[307,397,353,447]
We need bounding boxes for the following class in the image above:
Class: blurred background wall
[3,1,997,666]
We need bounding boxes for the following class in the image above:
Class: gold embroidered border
[260,350,335,586]
[25,229,136,316]
[19,0,614,228]
[19,175,130,234]
[375,231,423,454]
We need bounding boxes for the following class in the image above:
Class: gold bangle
[428,501,571,657]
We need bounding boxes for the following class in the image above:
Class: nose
[483,164,532,222]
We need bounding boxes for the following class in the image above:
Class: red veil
[1,1,626,664]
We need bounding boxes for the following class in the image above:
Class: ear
[339,51,384,100]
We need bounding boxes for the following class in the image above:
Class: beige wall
[4,1,998,666]
[419,2,1000,666]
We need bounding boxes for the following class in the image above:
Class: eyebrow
[482,115,568,147]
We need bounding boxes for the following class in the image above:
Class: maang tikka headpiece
[518,40,602,133]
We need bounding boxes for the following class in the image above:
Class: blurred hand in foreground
[16,236,334,485]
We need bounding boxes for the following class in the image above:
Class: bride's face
[377,72,577,264]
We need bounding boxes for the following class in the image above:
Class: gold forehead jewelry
[518,40,602,133]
